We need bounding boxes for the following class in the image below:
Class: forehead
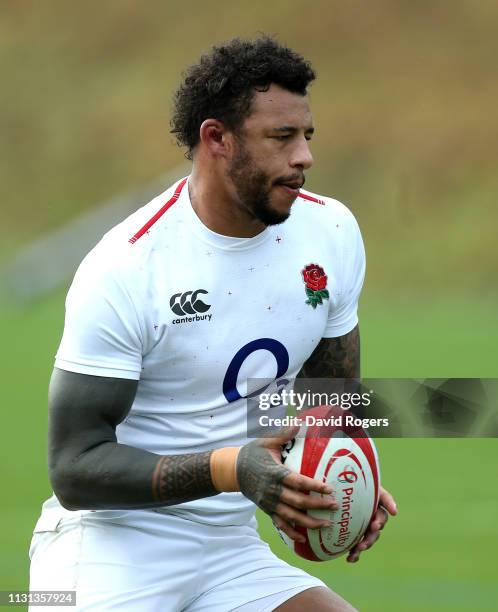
[243,84,313,129]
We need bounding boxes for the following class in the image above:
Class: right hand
[236,427,339,543]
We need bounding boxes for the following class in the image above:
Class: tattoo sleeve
[152,452,217,505]
[298,324,360,379]
[49,368,218,510]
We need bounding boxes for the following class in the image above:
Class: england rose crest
[302,263,329,308]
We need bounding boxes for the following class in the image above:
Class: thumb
[262,422,303,448]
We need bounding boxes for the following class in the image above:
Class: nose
[290,137,314,170]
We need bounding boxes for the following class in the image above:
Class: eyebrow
[271,125,315,134]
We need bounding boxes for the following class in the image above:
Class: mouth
[277,185,300,196]
[274,177,304,196]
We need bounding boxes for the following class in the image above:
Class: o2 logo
[223,338,289,403]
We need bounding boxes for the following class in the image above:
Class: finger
[283,470,333,495]
[347,549,359,563]
[347,530,381,562]
[355,531,380,553]
[369,506,389,532]
[275,502,332,530]
[355,509,386,548]
[280,487,339,511]
[379,486,397,515]
[347,508,387,563]
[347,548,361,563]
[359,527,381,551]
[272,514,306,543]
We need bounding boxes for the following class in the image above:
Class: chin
[249,191,295,226]
[259,207,291,226]
[273,196,297,220]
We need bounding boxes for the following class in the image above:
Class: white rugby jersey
[41,176,365,527]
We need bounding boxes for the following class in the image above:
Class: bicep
[299,325,360,379]
[48,368,138,470]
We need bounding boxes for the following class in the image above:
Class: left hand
[346,486,397,563]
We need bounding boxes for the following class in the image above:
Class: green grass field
[1,292,496,611]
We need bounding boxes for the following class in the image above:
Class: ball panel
[278,406,381,562]
[353,435,381,523]
[308,437,376,559]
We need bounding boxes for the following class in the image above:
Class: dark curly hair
[170,36,316,159]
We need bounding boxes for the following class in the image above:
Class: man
[30,37,396,611]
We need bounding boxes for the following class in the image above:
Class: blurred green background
[1,1,497,610]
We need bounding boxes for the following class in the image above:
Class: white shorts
[29,509,326,611]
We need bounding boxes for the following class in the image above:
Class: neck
[188,164,266,238]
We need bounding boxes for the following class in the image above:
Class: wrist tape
[210,447,241,492]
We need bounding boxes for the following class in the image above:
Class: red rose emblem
[302,263,329,309]
[302,264,328,292]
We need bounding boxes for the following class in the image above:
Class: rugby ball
[279,405,380,561]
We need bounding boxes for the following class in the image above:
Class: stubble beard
[226,142,290,227]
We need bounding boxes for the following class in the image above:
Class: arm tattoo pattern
[152,450,217,505]
[236,442,290,515]
[299,325,360,379]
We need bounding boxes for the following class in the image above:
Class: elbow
[49,463,86,511]
[56,495,81,511]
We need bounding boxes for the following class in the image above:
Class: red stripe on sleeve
[128,177,188,244]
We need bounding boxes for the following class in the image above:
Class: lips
[275,177,304,195]
[278,184,301,195]
[277,180,304,190]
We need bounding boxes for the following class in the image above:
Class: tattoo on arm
[299,324,360,379]
[49,369,220,510]
[236,442,290,514]
[152,451,217,505]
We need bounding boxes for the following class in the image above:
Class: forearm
[51,442,218,510]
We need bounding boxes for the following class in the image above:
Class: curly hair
[170,36,316,159]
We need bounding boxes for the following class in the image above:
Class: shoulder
[101,177,186,255]
[74,178,186,287]
[292,187,362,235]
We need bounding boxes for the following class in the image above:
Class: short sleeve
[55,251,143,380]
[323,210,366,338]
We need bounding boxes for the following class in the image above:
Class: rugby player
[29,37,397,611]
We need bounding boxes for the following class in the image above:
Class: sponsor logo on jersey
[301,263,329,309]
[170,289,212,324]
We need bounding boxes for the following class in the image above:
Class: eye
[273,134,292,141]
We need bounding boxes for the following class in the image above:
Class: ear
[199,119,233,157]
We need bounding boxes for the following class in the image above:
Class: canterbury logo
[170,289,211,316]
